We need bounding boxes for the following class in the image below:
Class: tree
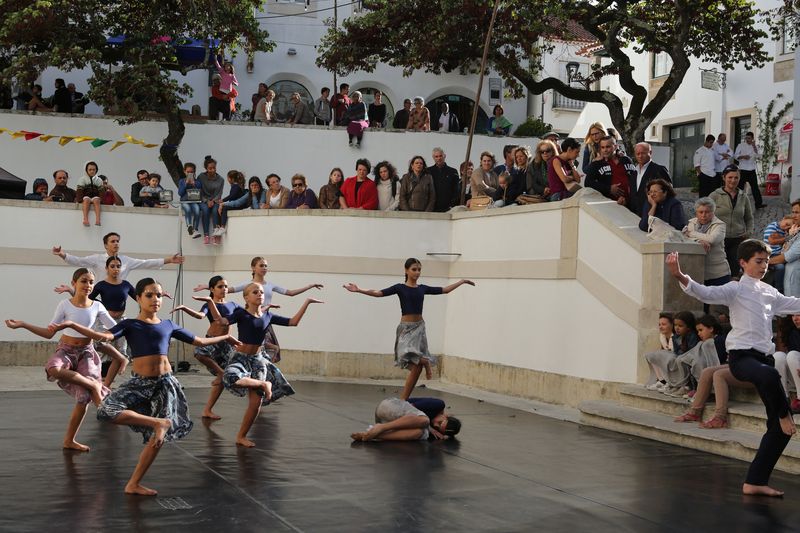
[316,0,769,157]
[0,1,273,185]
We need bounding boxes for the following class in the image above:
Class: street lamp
[566,61,591,88]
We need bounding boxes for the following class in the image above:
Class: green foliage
[513,117,553,138]
[763,0,800,51]
[755,94,793,179]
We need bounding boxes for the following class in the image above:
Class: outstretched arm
[5,320,58,339]
[194,334,242,349]
[170,305,206,320]
[50,321,114,342]
[343,283,383,297]
[284,283,324,297]
[665,252,689,286]
[442,279,475,294]
[287,298,323,326]
[54,284,75,296]
[191,296,228,324]
[666,252,734,305]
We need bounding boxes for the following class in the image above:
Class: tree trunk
[160,106,186,187]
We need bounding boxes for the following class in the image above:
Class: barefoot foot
[743,483,784,497]
[63,440,90,452]
[351,432,369,441]
[125,483,158,496]
[150,419,172,448]
[236,437,256,447]
[202,410,221,420]
[89,381,104,406]
[780,414,796,436]
[82,220,90,227]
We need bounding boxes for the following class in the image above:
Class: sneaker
[664,387,688,398]
[646,381,665,391]
[191,230,202,239]
[211,227,221,237]
[213,235,221,245]
[217,226,226,236]
[187,225,194,236]
[203,235,210,245]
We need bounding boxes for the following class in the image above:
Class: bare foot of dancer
[351,424,382,441]
[150,419,172,449]
[780,414,796,436]
[89,381,104,406]
[236,437,256,447]
[125,482,158,496]
[742,483,785,497]
[202,410,221,420]
[63,440,90,452]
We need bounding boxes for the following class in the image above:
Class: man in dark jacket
[392,98,412,129]
[130,169,150,207]
[585,136,637,206]
[629,142,671,215]
[427,148,460,212]
[67,83,88,113]
[52,78,72,113]
[45,170,76,202]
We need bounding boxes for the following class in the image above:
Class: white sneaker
[191,231,202,239]
[211,227,222,237]
[645,382,663,391]
[217,226,226,236]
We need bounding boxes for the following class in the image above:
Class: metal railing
[552,93,585,111]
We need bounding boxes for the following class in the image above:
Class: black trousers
[698,173,720,198]
[724,237,745,278]
[738,169,763,208]
[728,349,791,486]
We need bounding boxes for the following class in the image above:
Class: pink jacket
[214,57,238,93]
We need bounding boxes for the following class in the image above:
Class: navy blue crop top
[110,319,195,358]
[200,301,241,325]
[227,307,290,345]
[89,280,136,313]
[380,284,443,315]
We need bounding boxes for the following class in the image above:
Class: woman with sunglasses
[526,140,557,197]
[285,174,318,209]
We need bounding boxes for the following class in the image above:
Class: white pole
[792,34,800,201]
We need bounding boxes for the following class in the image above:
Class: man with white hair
[629,142,671,215]
[427,147,460,212]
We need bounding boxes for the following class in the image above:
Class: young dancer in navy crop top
[172,275,246,420]
[54,277,240,497]
[6,268,116,452]
[344,257,474,400]
[198,282,321,447]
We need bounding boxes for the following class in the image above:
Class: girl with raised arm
[52,277,240,496]
[171,275,241,420]
[344,258,475,400]
[202,283,321,447]
[5,268,114,452]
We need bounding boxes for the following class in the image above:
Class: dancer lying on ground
[5,268,121,452]
[344,258,474,400]
[351,397,461,441]
[667,241,800,497]
[53,277,240,496]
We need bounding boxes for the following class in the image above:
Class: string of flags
[0,128,159,152]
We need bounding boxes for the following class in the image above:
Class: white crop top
[50,299,116,339]
[230,281,287,306]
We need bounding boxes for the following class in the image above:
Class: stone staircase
[579,385,800,475]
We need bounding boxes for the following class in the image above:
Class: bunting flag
[0,128,158,152]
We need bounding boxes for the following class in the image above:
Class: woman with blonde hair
[526,140,557,197]
[582,121,606,174]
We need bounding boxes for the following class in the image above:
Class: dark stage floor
[2,380,800,532]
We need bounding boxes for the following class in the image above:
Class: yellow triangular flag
[142,143,158,148]
[10,131,26,139]
[74,136,95,143]
[39,135,55,142]
[0,128,8,134]
[124,134,144,145]
[109,141,126,152]
[59,136,76,146]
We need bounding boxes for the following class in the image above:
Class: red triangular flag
[24,132,43,141]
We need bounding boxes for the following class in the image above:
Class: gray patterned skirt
[394,320,435,369]
[194,338,235,375]
[222,351,295,404]
[97,373,192,444]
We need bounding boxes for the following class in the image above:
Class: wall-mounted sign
[488,78,502,106]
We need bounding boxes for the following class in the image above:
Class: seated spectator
[393,98,412,129]
[222,176,267,212]
[286,174,318,209]
[585,135,635,206]
[52,78,72,113]
[46,169,76,203]
[638,178,685,232]
[287,92,313,125]
[216,170,248,236]
[436,102,460,133]
[98,175,124,206]
[254,89,275,123]
[460,160,474,203]
[75,161,105,226]
[662,314,724,398]
[374,161,400,211]
[27,84,51,112]
[340,159,378,210]
[67,83,88,113]
[542,131,561,153]
[764,215,793,293]
[494,144,517,175]
[644,311,699,396]
[502,146,529,204]
[427,148,460,212]
[526,140,557,197]
[25,178,49,201]
[644,312,675,391]
[330,83,351,126]
[178,162,201,238]
[487,104,512,136]
[265,173,289,209]
[314,87,332,126]
[470,151,498,199]
[399,156,436,212]
[368,90,387,128]
[198,156,224,244]
[250,83,268,121]
[139,174,165,208]
[547,138,582,201]
[773,315,800,413]
[318,167,344,209]
[131,169,149,207]
[344,91,369,147]
[683,197,730,311]
[673,363,750,428]
[406,97,430,131]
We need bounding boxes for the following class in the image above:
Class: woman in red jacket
[339,158,378,210]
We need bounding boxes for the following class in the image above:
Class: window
[732,116,752,149]
[553,62,587,111]
[268,80,314,122]
[652,52,672,79]
[780,22,796,55]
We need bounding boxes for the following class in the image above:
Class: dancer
[53,231,183,281]
[343,258,475,400]
[351,397,461,442]
[204,283,321,447]
[171,275,243,420]
[195,256,323,362]
[667,241,800,497]
[5,268,114,452]
[52,277,240,496]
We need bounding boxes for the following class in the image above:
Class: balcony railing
[552,93,585,111]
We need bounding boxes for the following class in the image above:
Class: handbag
[185,189,201,202]
[468,195,492,210]
[516,193,546,205]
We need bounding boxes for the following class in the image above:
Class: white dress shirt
[64,253,165,281]
[439,112,449,131]
[712,142,732,173]
[734,142,760,172]
[681,274,800,354]
[635,160,651,191]
[693,146,715,176]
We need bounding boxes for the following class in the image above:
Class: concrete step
[618,385,797,435]
[579,400,800,475]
